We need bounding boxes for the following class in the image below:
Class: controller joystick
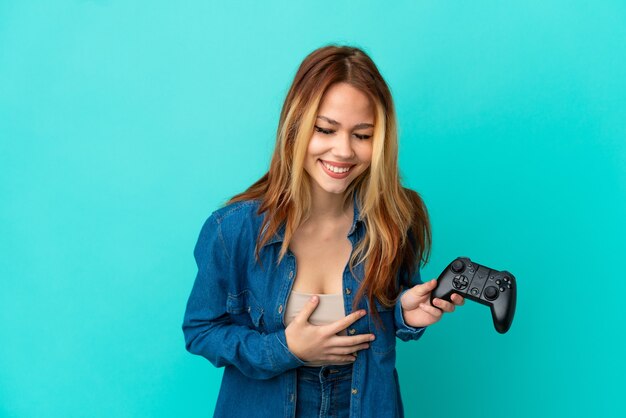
[431,257,517,334]
[451,260,465,273]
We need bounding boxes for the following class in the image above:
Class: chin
[322,186,348,195]
[305,164,360,196]
[317,179,352,195]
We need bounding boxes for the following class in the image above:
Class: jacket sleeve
[182,214,305,380]
[394,265,428,342]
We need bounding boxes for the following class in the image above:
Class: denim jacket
[182,193,427,418]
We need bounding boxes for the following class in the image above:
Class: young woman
[182,44,464,418]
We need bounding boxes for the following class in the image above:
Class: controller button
[470,287,479,296]
[484,286,498,300]
[504,276,510,282]
[451,260,465,273]
[507,284,511,289]
[452,275,469,290]
[499,287,506,292]
[496,279,501,285]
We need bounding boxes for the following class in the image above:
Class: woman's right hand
[284,295,375,363]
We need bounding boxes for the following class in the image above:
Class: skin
[285,82,464,363]
[303,82,375,219]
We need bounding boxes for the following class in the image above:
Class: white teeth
[322,161,351,173]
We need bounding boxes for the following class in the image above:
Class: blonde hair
[227,44,431,326]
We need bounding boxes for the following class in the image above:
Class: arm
[182,215,305,380]
[394,267,428,342]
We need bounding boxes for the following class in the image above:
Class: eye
[314,126,334,135]
[314,126,372,140]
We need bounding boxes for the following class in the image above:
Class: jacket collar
[262,190,363,247]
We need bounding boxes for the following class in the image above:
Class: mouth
[319,160,355,179]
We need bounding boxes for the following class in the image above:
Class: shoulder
[209,199,263,225]
[203,199,265,236]
[200,199,265,256]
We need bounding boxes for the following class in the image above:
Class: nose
[332,132,355,159]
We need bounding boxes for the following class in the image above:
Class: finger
[327,309,367,335]
[332,334,376,348]
[451,294,465,305]
[408,279,438,297]
[295,295,320,323]
[432,298,456,313]
[419,302,443,318]
[324,355,357,363]
[329,343,370,355]
[331,334,376,347]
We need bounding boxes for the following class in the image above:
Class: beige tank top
[284,290,353,366]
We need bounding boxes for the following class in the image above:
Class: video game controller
[431,257,517,334]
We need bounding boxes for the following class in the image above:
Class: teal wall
[1,1,624,417]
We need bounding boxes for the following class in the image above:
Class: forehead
[317,83,374,122]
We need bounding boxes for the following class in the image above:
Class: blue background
[1,1,625,417]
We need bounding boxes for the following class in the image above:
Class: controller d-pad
[452,275,469,290]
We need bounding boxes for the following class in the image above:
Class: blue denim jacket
[182,193,427,418]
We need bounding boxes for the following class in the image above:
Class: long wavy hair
[226,44,431,326]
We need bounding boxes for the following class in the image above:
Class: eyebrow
[316,115,374,130]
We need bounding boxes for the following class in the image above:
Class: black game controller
[431,257,517,334]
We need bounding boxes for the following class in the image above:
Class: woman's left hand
[400,279,465,328]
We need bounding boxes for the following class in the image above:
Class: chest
[288,229,353,294]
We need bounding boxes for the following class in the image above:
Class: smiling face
[304,82,375,198]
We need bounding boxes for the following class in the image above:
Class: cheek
[357,142,373,164]
[306,135,326,157]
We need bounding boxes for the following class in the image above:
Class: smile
[322,161,352,173]
[319,160,354,179]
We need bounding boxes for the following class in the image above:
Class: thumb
[401,280,437,310]
[408,279,438,297]
[296,295,319,323]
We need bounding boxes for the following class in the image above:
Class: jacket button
[349,328,356,335]
[290,394,294,402]
[288,271,294,279]
[345,288,351,294]
[351,388,358,395]
[278,304,283,314]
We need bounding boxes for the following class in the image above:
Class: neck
[307,183,353,224]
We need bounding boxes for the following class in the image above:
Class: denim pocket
[226,289,265,329]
